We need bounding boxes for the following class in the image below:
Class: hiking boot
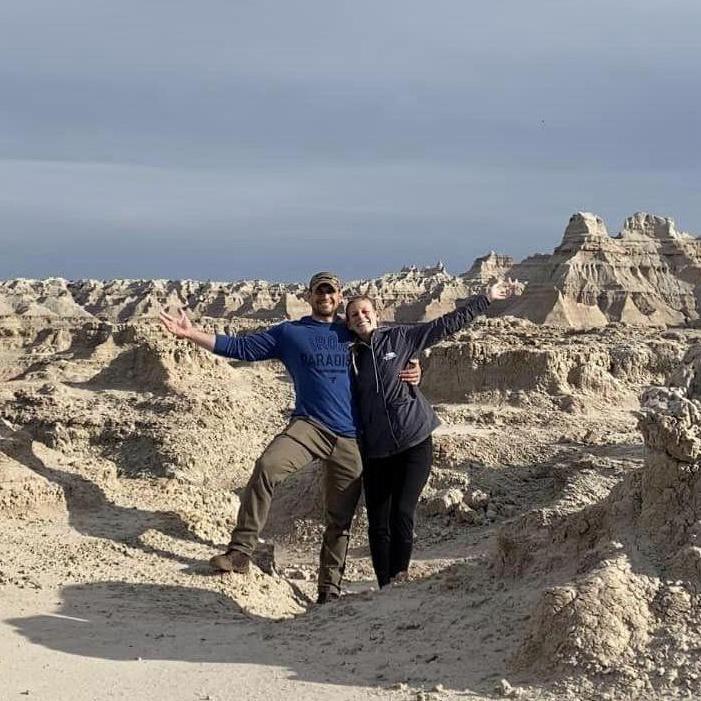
[251,541,277,577]
[209,550,251,574]
[316,590,340,605]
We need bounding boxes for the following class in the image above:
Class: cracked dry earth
[1,317,700,700]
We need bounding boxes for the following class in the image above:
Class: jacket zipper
[369,334,401,451]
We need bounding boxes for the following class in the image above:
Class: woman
[346,280,515,588]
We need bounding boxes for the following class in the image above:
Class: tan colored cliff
[505,211,701,328]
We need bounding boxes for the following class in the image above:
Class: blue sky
[1,1,700,281]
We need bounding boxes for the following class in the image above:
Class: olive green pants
[228,418,362,595]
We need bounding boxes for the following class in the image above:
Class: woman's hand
[487,277,520,302]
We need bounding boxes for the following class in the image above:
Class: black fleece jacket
[351,294,491,459]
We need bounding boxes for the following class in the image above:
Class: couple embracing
[160,272,515,604]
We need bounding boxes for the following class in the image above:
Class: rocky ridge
[2,211,701,328]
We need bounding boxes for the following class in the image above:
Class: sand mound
[83,345,173,393]
[264,462,325,539]
[492,344,701,696]
[76,323,230,394]
[0,319,291,482]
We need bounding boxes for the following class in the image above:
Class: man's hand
[160,308,217,351]
[399,358,421,386]
[487,277,520,302]
[159,308,193,339]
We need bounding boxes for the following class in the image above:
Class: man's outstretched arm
[399,358,421,385]
[160,309,215,351]
[159,308,280,361]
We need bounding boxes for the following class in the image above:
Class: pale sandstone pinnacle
[561,211,609,242]
[463,251,516,283]
[622,211,680,240]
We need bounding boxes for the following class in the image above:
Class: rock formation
[507,212,701,328]
[420,318,682,404]
[4,299,701,697]
[66,278,308,322]
[494,343,701,696]
[462,251,515,283]
[345,262,483,322]
[2,211,701,329]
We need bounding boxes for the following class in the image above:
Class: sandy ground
[0,521,531,701]
[0,431,556,701]
[3,317,698,701]
[1,588,409,701]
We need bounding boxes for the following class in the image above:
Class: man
[159,273,419,603]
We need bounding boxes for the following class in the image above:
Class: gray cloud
[1,0,700,281]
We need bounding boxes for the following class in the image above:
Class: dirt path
[1,588,406,701]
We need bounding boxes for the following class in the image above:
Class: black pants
[362,436,433,588]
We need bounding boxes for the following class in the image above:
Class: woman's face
[346,299,378,337]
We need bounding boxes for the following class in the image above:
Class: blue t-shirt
[213,316,358,437]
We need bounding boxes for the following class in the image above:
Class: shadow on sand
[1,422,525,696]
[0,423,213,567]
[6,573,507,698]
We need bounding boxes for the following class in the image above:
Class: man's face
[309,283,342,318]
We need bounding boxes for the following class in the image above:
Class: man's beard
[312,300,337,317]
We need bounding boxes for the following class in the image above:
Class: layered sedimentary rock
[463,251,515,282]
[420,318,682,403]
[2,211,701,328]
[0,317,290,484]
[0,278,93,318]
[345,262,484,322]
[507,212,701,328]
[66,278,308,322]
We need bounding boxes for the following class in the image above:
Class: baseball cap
[308,272,342,293]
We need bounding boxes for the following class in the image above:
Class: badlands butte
[3,211,701,701]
